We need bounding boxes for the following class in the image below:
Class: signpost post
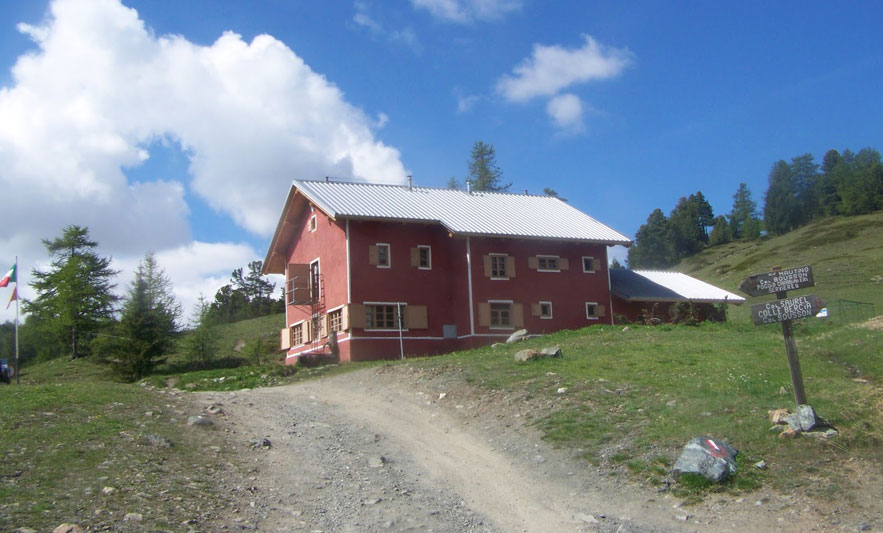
[740,266,823,406]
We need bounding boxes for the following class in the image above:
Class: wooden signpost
[740,265,824,406]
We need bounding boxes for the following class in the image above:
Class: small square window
[418,246,431,269]
[586,302,599,320]
[291,323,304,346]
[490,302,511,327]
[582,256,597,273]
[377,244,390,268]
[539,301,553,319]
[329,309,342,332]
[537,256,559,271]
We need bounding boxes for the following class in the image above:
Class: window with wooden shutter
[533,301,552,319]
[406,305,428,329]
[582,256,599,273]
[478,302,490,326]
[410,247,419,267]
[559,258,569,270]
[586,302,605,319]
[348,304,366,329]
[369,245,379,265]
[528,256,539,269]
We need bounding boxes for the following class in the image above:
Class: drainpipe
[397,302,405,360]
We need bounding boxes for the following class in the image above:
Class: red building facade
[263,180,632,364]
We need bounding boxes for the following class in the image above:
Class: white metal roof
[293,179,631,244]
[630,270,745,304]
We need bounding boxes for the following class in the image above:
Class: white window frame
[537,255,560,272]
[364,301,407,331]
[489,253,508,280]
[308,214,317,232]
[290,320,306,347]
[417,245,432,270]
[327,304,344,333]
[488,299,514,329]
[582,256,597,273]
[376,243,391,269]
[585,301,600,320]
[309,258,321,302]
[539,301,553,319]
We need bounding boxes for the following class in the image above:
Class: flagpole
[14,256,19,385]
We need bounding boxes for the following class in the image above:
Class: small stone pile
[769,405,838,439]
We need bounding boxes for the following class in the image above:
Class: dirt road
[197,366,840,532]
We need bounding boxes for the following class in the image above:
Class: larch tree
[25,225,119,360]
[467,141,511,192]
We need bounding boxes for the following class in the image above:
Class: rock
[768,408,791,425]
[514,346,562,362]
[142,434,173,448]
[779,427,799,439]
[665,400,677,407]
[123,513,143,522]
[185,383,197,389]
[557,387,567,394]
[754,460,766,469]
[824,428,839,438]
[368,456,386,468]
[249,437,272,449]
[234,338,246,352]
[206,404,224,415]
[784,405,823,432]
[505,329,529,343]
[101,486,116,495]
[438,393,447,400]
[53,525,83,533]
[574,513,598,524]
[16,529,37,533]
[779,386,788,395]
[672,436,738,483]
[621,326,630,332]
[187,415,214,427]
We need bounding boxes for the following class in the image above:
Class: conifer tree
[467,141,511,192]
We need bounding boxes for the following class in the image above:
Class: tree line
[628,146,883,269]
[0,225,283,381]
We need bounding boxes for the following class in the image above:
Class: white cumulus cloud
[546,93,584,133]
[0,0,407,322]
[411,0,522,23]
[495,34,633,133]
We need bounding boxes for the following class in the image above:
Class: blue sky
[1,0,882,322]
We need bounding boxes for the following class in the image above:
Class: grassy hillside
[675,211,883,323]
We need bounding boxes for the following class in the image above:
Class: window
[369,243,391,268]
[586,302,606,320]
[418,245,431,269]
[309,259,320,302]
[491,254,507,278]
[539,301,553,319]
[490,302,511,327]
[366,304,400,329]
[582,256,598,273]
[308,214,317,232]
[328,309,342,333]
[291,323,304,346]
[537,256,559,271]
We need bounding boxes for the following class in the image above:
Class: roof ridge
[295,178,562,198]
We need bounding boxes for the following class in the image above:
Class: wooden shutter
[280,328,291,350]
[287,263,310,304]
[318,315,327,338]
[348,304,366,329]
[478,302,490,327]
[304,320,312,342]
[368,245,379,265]
[410,247,419,267]
[527,256,539,270]
[483,255,492,277]
[406,305,428,329]
[592,258,601,271]
[531,303,541,316]
[596,305,606,317]
[506,256,516,278]
[513,303,524,327]
[340,306,350,331]
[559,258,569,270]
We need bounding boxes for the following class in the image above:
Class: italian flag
[0,264,15,287]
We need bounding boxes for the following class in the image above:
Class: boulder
[672,436,738,483]
[506,329,529,343]
[53,525,83,533]
[784,404,824,432]
[142,434,172,448]
[513,346,562,362]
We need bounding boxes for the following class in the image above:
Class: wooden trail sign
[751,294,826,325]
[739,265,814,297]
[741,265,819,406]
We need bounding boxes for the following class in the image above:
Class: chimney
[325,176,329,183]
[466,180,472,193]
[407,174,413,190]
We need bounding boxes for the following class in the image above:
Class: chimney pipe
[466,180,472,193]
[407,174,412,190]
